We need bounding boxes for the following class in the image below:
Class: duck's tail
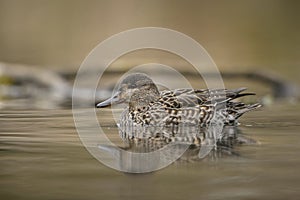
[234,103,261,118]
[214,88,261,125]
[224,101,261,125]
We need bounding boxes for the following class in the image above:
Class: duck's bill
[96,92,123,108]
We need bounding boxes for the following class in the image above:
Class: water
[0,103,299,200]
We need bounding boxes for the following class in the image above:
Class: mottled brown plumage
[96,73,261,140]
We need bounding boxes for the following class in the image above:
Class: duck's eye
[142,106,146,110]
[137,108,141,112]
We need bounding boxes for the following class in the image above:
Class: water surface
[1,104,300,200]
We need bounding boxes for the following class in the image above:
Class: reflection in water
[98,124,256,172]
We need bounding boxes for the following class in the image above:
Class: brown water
[1,103,300,200]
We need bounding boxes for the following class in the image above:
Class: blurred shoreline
[0,62,298,110]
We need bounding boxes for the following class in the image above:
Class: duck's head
[96,73,160,108]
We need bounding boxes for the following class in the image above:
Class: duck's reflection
[121,125,255,157]
[98,124,256,172]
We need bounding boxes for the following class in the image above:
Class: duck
[96,73,260,129]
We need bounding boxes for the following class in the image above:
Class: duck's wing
[159,88,207,107]
[160,88,257,107]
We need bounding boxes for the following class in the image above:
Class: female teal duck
[96,73,261,128]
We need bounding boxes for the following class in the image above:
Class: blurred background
[0,0,299,75]
[0,0,299,109]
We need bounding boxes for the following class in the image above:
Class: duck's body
[96,73,261,130]
[120,87,260,128]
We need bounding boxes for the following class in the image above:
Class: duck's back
[120,88,260,127]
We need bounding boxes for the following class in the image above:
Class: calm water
[1,103,300,200]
